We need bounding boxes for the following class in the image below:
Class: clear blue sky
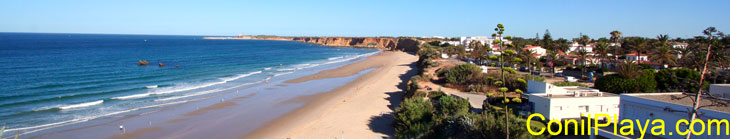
[1,0,728,39]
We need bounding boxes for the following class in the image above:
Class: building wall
[527,93,620,121]
[620,94,729,139]
[546,96,620,121]
[709,84,730,98]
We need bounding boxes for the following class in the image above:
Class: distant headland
[203,35,423,52]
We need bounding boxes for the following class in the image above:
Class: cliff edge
[291,37,421,52]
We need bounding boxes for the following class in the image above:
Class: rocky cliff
[290,37,422,52]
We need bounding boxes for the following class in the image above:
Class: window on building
[578,105,589,112]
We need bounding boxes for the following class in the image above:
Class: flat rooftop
[634,93,730,113]
[538,92,619,98]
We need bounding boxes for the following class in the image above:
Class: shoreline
[19,50,418,139]
[19,50,382,138]
[243,51,418,138]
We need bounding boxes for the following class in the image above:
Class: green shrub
[595,69,657,93]
[428,90,447,100]
[395,98,435,138]
[552,82,588,87]
[489,63,496,66]
[405,77,420,98]
[487,93,495,98]
[437,95,470,117]
[655,68,705,93]
[417,48,439,59]
[446,64,482,85]
[522,74,545,82]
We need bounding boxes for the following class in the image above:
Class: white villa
[525,80,620,121]
[522,45,547,57]
[624,53,649,62]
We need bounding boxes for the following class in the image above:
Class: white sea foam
[148,71,262,95]
[111,93,150,100]
[58,100,104,110]
[328,56,344,60]
[155,81,260,102]
[276,68,296,71]
[273,71,295,77]
[264,67,272,70]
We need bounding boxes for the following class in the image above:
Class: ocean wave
[263,67,272,70]
[5,99,191,135]
[327,56,344,60]
[148,71,262,95]
[58,100,104,110]
[111,93,150,100]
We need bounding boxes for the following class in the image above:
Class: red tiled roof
[625,53,648,56]
[522,46,542,50]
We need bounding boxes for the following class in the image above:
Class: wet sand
[243,51,418,138]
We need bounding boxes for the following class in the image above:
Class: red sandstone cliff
[290,37,422,52]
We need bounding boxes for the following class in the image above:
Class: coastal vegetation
[400,25,730,139]
[394,94,548,139]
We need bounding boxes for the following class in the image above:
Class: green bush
[437,95,470,117]
[522,74,545,82]
[404,77,420,98]
[395,98,435,139]
[417,47,439,59]
[428,90,447,100]
[552,82,589,87]
[655,68,705,93]
[446,64,482,85]
[595,69,657,93]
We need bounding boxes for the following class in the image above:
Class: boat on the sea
[159,62,165,67]
[145,85,158,89]
[138,60,149,66]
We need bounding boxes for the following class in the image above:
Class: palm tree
[610,31,623,66]
[650,46,677,68]
[519,49,537,73]
[623,37,649,63]
[578,35,591,79]
[593,42,610,68]
[616,61,643,78]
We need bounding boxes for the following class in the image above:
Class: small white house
[710,84,730,98]
[625,53,648,62]
[525,81,621,121]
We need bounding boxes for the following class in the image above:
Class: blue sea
[0,33,378,134]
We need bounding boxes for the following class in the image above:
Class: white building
[710,84,730,98]
[522,45,547,57]
[617,93,730,139]
[525,80,621,121]
[625,53,649,62]
[671,42,689,49]
[439,41,461,46]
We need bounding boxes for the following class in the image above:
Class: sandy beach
[244,51,418,138]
